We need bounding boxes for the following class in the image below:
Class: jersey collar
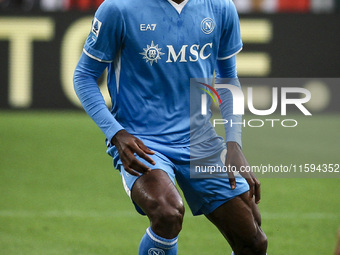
[167,0,189,14]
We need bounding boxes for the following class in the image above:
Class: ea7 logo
[140,24,157,31]
[166,43,213,63]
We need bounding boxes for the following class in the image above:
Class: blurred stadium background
[0,0,339,254]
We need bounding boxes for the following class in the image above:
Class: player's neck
[170,0,185,4]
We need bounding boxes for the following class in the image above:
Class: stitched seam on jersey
[217,47,242,60]
[114,48,122,93]
[83,49,113,63]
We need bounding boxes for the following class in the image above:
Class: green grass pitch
[0,111,339,255]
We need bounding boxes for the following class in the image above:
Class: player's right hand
[111,130,156,176]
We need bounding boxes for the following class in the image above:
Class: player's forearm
[73,53,124,142]
[216,56,242,148]
[218,87,242,147]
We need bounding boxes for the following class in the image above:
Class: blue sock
[139,227,178,255]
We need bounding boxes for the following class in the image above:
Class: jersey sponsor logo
[166,43,213,63]
[91,17,102,37]
[140,24,157,31]
[148,248,165,255]
[140,41,165,66]
[201,17,215,34]
[140,42,213,65]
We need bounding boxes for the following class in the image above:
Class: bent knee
[236,231,268,255]
[147,197,185,237]
[150,200,185,226]
[253,232,268,254]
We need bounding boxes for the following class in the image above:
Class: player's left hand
[225,142,261,204]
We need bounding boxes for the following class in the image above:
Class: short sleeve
[218,0,243,60]
[83,1,125,63]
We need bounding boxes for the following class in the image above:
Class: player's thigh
[131,169,185,239]
[206,192,265,249]
[118,151,180,214]
[131,169,184,216]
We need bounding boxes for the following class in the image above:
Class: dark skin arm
[111,129,156,176]
[225,142,261,204]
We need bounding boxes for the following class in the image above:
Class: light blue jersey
[74,0,249,217]
[82,0,243,147]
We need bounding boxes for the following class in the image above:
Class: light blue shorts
[107,136,249,216]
